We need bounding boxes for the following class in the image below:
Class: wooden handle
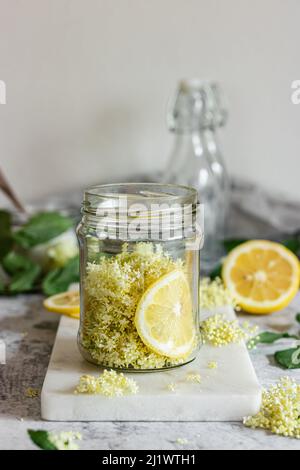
[0,168,26,213]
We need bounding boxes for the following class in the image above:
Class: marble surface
[41,307,261,422]
[0,293,299,450]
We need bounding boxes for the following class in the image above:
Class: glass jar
[77,183,202,372]
[161,79,230,273]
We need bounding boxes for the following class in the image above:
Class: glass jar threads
[77,183,202,372]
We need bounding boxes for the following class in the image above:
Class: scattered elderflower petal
[167,382,177,392]
[81,243,186,369]
[201,314,250,347]
[208,361,218,369]
[176,437,189,445]
[74,370,139,398]
[244,377,300,439]
[25,388,39,398]
[200,277,239,310]
[49,431,82,450]
[186,373,201,383]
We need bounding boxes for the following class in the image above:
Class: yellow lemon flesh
[43,291,80,319]
[135,269,195,358]
[222,240,300,314]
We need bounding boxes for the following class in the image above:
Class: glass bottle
[77,183,202,372]
[162,79,229,273]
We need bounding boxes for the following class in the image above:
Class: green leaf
[42,255,79,296]
[2,251,33,275]
[28,430,57,450]
[13,212,73,249]
[2,252,41,293]
[9,264,41,293]
[282,239,300,255]
[223,239,247,253]
[0,210,13,261]
[296,313,300,324]
[209,263,222,280]
[248,331,299,348]
[275,347,300,369]
[0,236,13,262]
[0,278,5,294]
[0,210,12,234]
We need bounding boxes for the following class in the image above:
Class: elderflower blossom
[25,388,39,398]
[244,377,300,439]
[80,243,187,369]
[200,277,239,310]
[167,382,177,392]
[208,361,218,369]
[201,314,250,347]
[48,431,82,450]
[186,373,201,383]
[74,370,139,398]
[176,437,189,445]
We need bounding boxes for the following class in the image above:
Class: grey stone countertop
[0,292,299,450]
[1,182,300,449]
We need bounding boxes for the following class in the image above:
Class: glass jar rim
[80,183,202,245]
[84,182,197,204]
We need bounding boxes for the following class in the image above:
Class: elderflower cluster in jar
[79,243,193,370]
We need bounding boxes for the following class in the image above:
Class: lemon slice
[43,291,80,319]
[222,240,300,314]
[135,269,195,358]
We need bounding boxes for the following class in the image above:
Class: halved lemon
[222,240,300,314]
[43,291,80,319]
[135,269,195,358]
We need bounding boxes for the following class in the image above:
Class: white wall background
[0,0,299,203]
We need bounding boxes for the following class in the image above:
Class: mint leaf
[13,212,73,249]
[296,313,300,324]
[275,347,300,369]
[28,430,57,450]
[42,255,79,296]
[249,331,299,348]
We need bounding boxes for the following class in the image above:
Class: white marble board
[41,306,262,422]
